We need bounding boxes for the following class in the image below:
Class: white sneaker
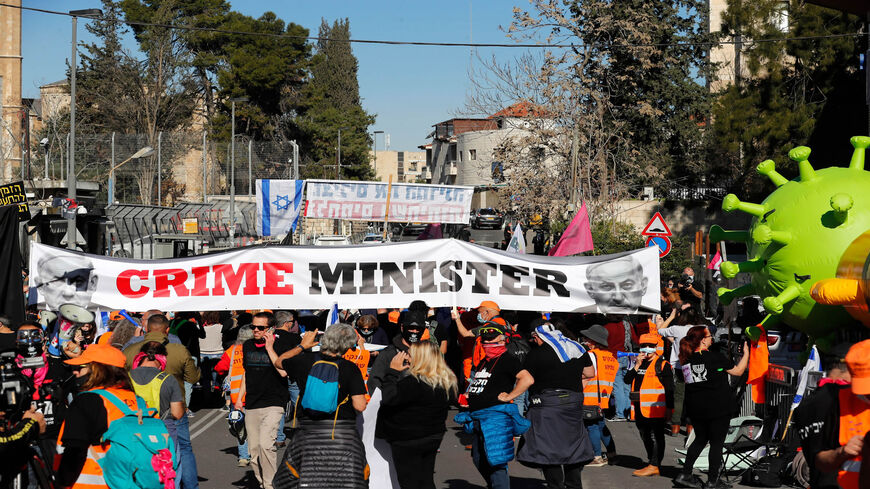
[587,456,607,467]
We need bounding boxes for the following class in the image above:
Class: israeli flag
[326,302,340,329]
[507,223,526,254]
[791,345,821,411]
[256,179,305,237]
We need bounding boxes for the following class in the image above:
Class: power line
[2,2,866,50]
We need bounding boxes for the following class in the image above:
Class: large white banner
[304,180,474,224]
[28,241,660,314]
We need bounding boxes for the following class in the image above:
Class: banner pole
[382,174,393,241]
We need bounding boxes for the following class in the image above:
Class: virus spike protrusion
[719,258,764,279]
[763,283,802,315]
[759,313,781,329]
[709,225,749,243]
[722,194,767,218]
[716,282,755,306]
[830,193,853,225]
[757,159,788,187]
[751,224,791,246]
[788,146,817,182]
[849,136,870,171]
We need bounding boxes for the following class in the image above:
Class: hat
[402,310,427,329]
[639,333,661,346]
[845,339,870,395]
[64,343,127,368]
[580,324,609,347]
[478,300,501,312]
[476,317,507,340]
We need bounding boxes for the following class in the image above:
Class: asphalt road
[190,407,758,489]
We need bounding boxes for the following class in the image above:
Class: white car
[313,235,351,246]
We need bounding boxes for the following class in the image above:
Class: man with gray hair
[585,255,649,314]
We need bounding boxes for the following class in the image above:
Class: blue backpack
[90,389,179,489]
[299,356,348,419]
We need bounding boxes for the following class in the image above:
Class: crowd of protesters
[1,265,868,489]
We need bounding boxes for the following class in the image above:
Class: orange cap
[64,343,127,368]
[639,333,660,346]
[109,311,123,321]
[845,339,870,395]
[478,300,501,312]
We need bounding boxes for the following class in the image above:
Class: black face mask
[402,329,422,344]
[358,329,375,340]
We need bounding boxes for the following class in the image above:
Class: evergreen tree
[710,0,865,199]
[297,19,376,180]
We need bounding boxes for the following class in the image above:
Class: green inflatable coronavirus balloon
[712,136,870,342]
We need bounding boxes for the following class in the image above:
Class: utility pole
[67,14,78,250]
[202,131,207,203]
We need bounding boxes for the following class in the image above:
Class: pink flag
[707,250,722,270]
[548,202,594,256]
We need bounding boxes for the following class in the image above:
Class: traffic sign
[646,236,671,258]
[641,212,672,237]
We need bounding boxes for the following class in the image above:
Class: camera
[679,274,694,288]
[0,352,35,424]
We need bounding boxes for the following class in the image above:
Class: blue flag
[256,180,305,237]
[326,302,339,328]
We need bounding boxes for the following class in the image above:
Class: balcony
[448,161,458,176]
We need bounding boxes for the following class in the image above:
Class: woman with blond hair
[377,341,457,489]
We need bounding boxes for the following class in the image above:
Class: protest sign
[0,181,30,221]
[29,240,660,314]
[304,180,473,224]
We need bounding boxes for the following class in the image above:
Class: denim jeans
[238,439,250,460]
[613,357,632,419]
[175,414,199,489]
[471,425,510,489]
[513,391,529,417]
[584,418,613,457]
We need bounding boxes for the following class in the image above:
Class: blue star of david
[272,194,291,211]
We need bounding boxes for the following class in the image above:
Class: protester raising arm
[271,330,318,368]
[725,342,750,377]
[452,308,475,338]
[262,331,286,377]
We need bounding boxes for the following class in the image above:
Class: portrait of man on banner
[32,254,98,311]
[584,254,649,314]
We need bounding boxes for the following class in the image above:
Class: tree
[710,0,865,200]
[466,0,713,226]
[296,19,375,180]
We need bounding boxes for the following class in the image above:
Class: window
[459,150,463,162]
[469,149,477,160]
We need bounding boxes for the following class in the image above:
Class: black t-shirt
[682,350,734,419]
[377,312,400,341]
[679,281,705,310]
[0,331,16,352]
[467,353,523,411]
[282,352,366,420]
[273,329,302,355]
[32,359,75,439]
[242,339,289,409]
[523,346,591,394]
[60,392,110,448]
[794,383,845,489]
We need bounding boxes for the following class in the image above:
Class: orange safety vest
[837,387,869,489]
[226,344,245,405]
[631,355,668,419]
[584,349,618,409]
[54,387,142,489]
[343,348,371,386]
[747,325,769,404]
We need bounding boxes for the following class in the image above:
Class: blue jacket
[454,403,531,467]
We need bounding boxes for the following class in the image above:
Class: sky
[20,1,525,152]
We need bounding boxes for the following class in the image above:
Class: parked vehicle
[390,222,428,236]
[471,208,504,229]
[362,233,387,244]
[313,235,351,246]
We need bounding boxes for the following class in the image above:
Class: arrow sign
[641,212,672,237]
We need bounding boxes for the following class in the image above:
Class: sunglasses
[70,364,89,371]
[252,326,268,331]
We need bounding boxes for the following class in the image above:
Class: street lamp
[108,146,154,205]
[373,130,384,176]
[66,8,102,250]
[229,96,248,246]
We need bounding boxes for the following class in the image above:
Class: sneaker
[586,456,607,467]
[672,473,704,488]
[221,405,230,412]
[186,410,195,418]
[276,440,287,448]
[607,417,629,422]
[237,458,250,467]
[704,478,732,489]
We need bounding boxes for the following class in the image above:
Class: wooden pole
[382,174,393,240]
